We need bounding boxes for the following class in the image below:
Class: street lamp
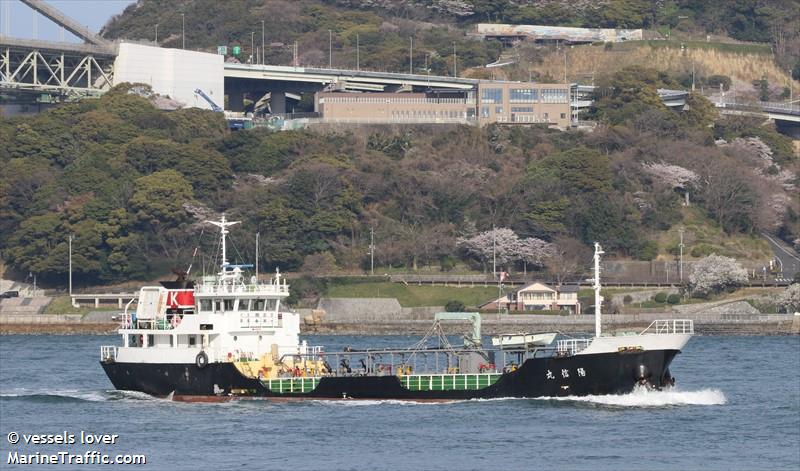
[678,227,685,282]
[68,234,73,296]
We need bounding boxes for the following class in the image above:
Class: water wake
[0,389,158,403]
[539,387,727,408]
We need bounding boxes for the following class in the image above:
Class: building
[113,42,224,111]
[477,82,570,127]
[476,24,643,45]
[315,91,475,124]
[480,282,581,314]
[314,81,571,129]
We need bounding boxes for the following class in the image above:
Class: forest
[1,67,797,286]
[99,0,800,81]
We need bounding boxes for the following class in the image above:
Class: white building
[113,42,224,110]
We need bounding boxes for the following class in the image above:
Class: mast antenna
[592,242,604,338]
[206,214,240,269]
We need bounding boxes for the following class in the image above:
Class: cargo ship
[100,215,693,401]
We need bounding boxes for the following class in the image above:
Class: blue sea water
[0,334,798,471]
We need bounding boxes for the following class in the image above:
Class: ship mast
[593,242,604,338]
[206,214,240,270]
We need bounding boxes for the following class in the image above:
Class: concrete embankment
[0,312,117,335]
[301,298,800,336]
[2,298,798,335]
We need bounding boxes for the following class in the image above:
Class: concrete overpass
[223,63,477,113]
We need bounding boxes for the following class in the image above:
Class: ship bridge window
[266,299,277,311]
[200,299,212,312]
[188,335,196,347]
[223,299,235,311]
[251,299,265,311]
[214,300,222,312]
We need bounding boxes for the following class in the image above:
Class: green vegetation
[43,297,83,315]
[323,282,498,308]
[2,62,797,291]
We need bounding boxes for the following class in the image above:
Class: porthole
[233,336,238,341]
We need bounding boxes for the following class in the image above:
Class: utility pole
[409,36,413,74]
[155,24,158,44]
[492,224,496,278]
[68,234,73,296]
[255,231,259,283]
[564,48,567,83]
[356,33,359,70]
[261,20,265,65]
[452,42,457,77]
[293,41,298,67]
[678,227,685,282]
[251,32,255,64]
[369,226,374,276]
[328,30,332,68]
[181,13,185,49]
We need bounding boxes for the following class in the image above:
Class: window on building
[560,113,566,119]
[510,88,537,103]
[543,113,549,119]
[481,106,489,118]
[511,107,534,113]
[481,88,503,104]
[495,106,503,114]
[541,88,569,103]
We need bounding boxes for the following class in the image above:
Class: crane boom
[194,88,223,112]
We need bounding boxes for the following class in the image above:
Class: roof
[558,284,581,293]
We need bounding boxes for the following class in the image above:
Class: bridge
[1,0,798,130]
[224,63,478,113]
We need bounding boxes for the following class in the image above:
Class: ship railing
[117,312,181,330]
[273,346,549,378]
[555,338,592,356]
[193,283,289,296]
[640,319,694,336]
[100,346,118,362]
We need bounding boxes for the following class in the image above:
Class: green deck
[263,377,320,393]
[400,373,501,391]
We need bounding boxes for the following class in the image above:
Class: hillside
[1,73,797,288]
[100,1,800,82]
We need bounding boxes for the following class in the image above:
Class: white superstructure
[103,214,309,366]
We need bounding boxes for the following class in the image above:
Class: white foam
[540,386,727,407]
[0,389,107,402]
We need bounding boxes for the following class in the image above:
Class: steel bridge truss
[0,46,114,96]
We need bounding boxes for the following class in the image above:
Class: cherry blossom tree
[457,227,553,274]
[688,254,749,296]
[777,283,800,313]
[641,162,699,190]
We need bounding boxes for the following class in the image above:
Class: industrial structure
[475,24,643,45]
[1,1,797,133]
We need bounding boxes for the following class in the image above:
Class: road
[763,233,800,281]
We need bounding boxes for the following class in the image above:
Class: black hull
[102,349,680,400]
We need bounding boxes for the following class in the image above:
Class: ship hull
[101,349,680,400]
